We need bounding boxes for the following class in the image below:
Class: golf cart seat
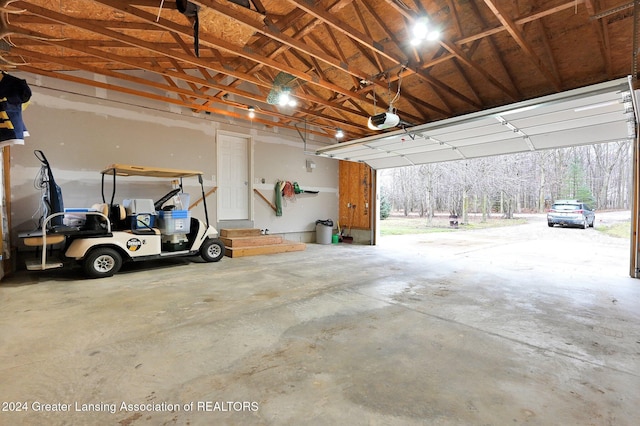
[22,232,66,247]
[92,203,110,217]
[109,204,127,230]
[74,203,125,235]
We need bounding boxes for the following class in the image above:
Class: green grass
[597,221,630,239]
[379,215,528,236]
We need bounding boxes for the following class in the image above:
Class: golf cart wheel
[83,247,122,278]
[200,238,225,262]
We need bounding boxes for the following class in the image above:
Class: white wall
[10,73,339,247]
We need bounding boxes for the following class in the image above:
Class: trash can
[449,213,458,229]
[315,219,333,244]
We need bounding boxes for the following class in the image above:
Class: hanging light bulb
[278,91,290,106]
[247,106,255,119]
[410,18,439,45]
[426,30,440,41]
[277,88,297,107]
[335,128,344,139]
[412,21,429,41]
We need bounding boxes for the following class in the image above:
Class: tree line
[380,141,632,222]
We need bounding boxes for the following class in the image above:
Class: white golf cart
[20,163,225,278]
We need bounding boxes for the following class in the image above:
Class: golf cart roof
[101,164,203,178]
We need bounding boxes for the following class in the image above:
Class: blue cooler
[123,199,157,230]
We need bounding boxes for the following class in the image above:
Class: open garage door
[316,78,635,169]
[317,77,640,276]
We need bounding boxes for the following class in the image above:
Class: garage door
[316,77,635,169]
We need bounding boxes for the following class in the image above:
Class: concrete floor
[1,215,639,425]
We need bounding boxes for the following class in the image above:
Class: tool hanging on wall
[293,182,319,194]
[176,0,200,57]
[342,204,355,243]
[274,180,284,216]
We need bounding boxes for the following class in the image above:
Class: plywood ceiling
[1,1,635,140]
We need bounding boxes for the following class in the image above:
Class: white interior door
[217,132,251,221]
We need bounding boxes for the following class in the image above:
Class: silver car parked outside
[547,200,595,229]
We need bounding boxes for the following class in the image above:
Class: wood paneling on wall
[338,161,372,231]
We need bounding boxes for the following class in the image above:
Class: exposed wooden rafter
[0,0,631,139]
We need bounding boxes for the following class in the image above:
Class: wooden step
[220,228,261,237]
[221,235,283,248]
[225,241,306,258]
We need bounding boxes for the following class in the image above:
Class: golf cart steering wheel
[154,188,181,210]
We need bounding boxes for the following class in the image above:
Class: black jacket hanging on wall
[0,72,31,146]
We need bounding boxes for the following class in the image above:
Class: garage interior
[1,0,640,424]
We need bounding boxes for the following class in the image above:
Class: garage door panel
[459,138,532,158]
[316,78,633,169]
[531,123,632,149]
[518,111,626,136]
[406,150,465,164]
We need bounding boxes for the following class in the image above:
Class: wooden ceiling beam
[5,0,625,139]
[284,0,483,110]
[14,1,379,128]
[13,47,217,102]
[534,19,562,89]
[13,2,263,87]
[482,0,562,92]
[13,47,307,130]
[456,1,584,46]
[190,0,372,85]
[290,1,483,113]
[383,0,518,102]
[445,61,478,109]
[351,2,386,73]
[193,0,462,116]
[349,0,435,120]
[357,0,404,48]
[465,0,520,99]
[598,18,614,78]
[284,0,404,62]
[88,0,368,102]
[583,0,596,16]
[15,15,162,30]
[440,40,518,101]
[390,1,582,78]
[16,61,317,134]
[584,4,614,79]
[383,0,413,21]
[42,0,365,128]
[13,34,369,130]
[446,0,463,38]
